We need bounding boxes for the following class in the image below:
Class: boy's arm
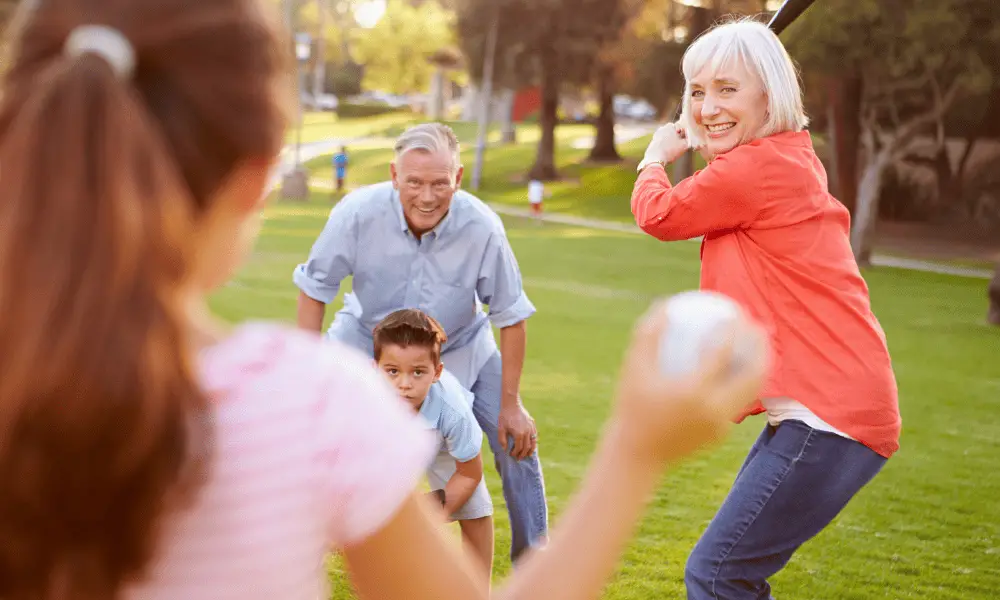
[433,377,487,516]
[441,454,484,515]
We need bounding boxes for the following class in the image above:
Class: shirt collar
[390,185,458,241]
[417,382,444,428]
[390,186,410,233]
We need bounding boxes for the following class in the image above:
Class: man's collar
[391,185,459,240]
[390,186,409,233]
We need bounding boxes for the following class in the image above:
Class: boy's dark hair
[373,309,448,363]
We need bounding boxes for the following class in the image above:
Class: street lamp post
[282,32,313,200]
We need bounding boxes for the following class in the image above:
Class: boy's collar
[416,382,444,426]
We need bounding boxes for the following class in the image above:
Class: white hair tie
[64,25,136,79]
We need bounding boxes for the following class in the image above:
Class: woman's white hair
[394,122,462,172]
[679,17,809,149]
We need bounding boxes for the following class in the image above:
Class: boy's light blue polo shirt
[417,372,483,463]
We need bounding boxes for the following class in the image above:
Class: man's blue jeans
[686,420,888,599]
[470,351,549,562]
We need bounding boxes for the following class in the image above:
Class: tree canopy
[351,0,456,94]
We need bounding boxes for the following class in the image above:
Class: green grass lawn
[211,191,1000,599]
[285,111,419,144]
[287,111,571,146]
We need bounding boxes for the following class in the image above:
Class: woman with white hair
[631,18,902,599]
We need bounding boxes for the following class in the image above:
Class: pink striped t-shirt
[124,323,437,599]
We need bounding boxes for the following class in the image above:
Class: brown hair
[0,1,288,598]
[373,309,449,364]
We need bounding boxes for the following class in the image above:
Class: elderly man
[294,123,548,562]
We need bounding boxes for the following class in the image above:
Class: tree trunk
[988,263,1000,326]
[588,62,621,163]
[953,135,977,210]
[529,62,559,181]
[312,0,327,100]
[461,84,479,121]
[851,147,892,267]
[826,88,840,198]
[429,68,445,120]
[953,83,1000,212]
[499,89,517,144]
[827,73,863,215]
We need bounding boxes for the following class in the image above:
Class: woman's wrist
[636,156,668,172]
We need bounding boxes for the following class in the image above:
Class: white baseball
[658,290,764,377]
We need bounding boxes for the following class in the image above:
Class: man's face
[390,149,463,237]
[376,344,443,411]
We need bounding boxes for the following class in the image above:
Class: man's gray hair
[394,123,462,171]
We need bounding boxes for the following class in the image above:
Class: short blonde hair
[679,17,809,149]
[394,122,462,172]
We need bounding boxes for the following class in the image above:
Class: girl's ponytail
[0,1,288,597]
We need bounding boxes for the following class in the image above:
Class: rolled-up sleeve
[293,203,357,304]
[477,232,536,328]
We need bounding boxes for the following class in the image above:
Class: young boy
[373,309,495,587]
[332,146,349,192]
[527,178,544,219]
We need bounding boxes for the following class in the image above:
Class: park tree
[316,0,367,99]
[786,0,1000,267]
[267,0,365,102]
[585,0,651,163]
[352,0,455,95]
[617,0,777,119]
[990,264,1000,326]
[457,0,629,181]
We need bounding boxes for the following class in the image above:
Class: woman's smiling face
[689,59,769,157]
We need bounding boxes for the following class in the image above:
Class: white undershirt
[761,397,854,440]
[528,180,544,205]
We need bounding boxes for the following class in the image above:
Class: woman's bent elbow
[636,218,681,242]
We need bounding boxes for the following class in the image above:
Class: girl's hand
[611,299,768,465]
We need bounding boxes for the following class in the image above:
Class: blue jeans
[470,351,549,562]
[686,420,888,599]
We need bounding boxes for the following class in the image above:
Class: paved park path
[276,137,994,281]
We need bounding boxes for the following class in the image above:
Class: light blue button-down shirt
[293,181,535,389]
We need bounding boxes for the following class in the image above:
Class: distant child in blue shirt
[373,309,494,589]
[332,146,349,192]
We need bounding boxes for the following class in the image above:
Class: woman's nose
[701,96,721,119]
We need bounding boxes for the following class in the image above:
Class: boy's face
[376,344,443,411]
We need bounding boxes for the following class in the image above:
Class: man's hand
[498,401,537,461]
